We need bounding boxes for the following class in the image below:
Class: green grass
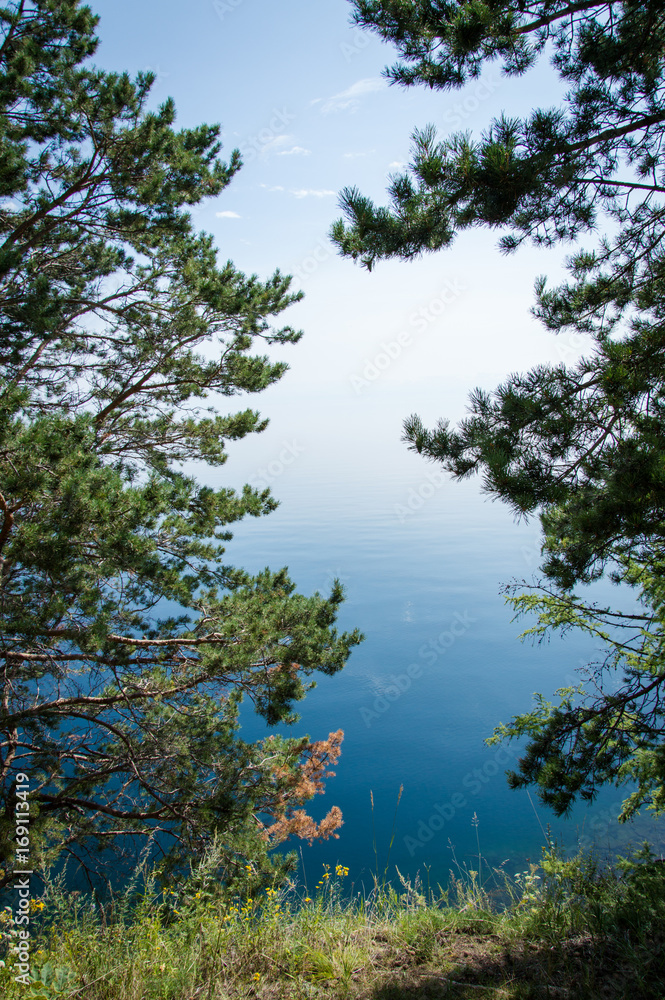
[1,845,664,1000]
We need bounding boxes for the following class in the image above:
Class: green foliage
[485,566,665,818]
[520,840,665,947]
[26,961,77,1000]
[2,847,664,999]
[0,0,362,892]
[333,0,665,822]
[334,1,665,265]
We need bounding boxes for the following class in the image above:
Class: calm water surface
[215,401,665,892]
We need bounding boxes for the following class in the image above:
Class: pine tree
[333,0,665,821]
[0,0,362,892]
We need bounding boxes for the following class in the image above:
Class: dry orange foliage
[262,730,344,845]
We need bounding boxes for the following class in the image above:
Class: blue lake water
[210,390,665,895]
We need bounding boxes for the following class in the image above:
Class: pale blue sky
[89,0,587,483]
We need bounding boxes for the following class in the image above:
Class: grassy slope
[2,849,665,1000]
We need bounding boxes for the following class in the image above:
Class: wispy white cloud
[216,210,241,218]
[388,160,407,170]
[260,134,295,154]
[260,183,285,192]
[276,145,312,156]
[289,189,336,199]
[320,77,387,115]
[343,149,376,159]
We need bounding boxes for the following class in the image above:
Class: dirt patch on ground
[350,927,665,1000]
